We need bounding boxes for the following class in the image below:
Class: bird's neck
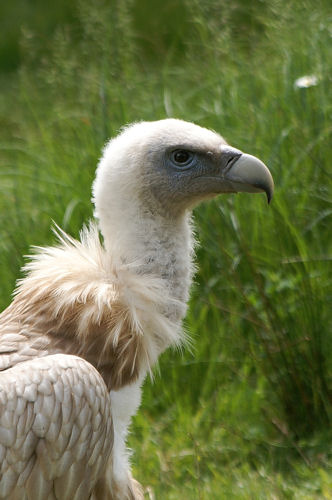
[99,203,195,317]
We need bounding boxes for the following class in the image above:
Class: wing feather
[0,354,113,500]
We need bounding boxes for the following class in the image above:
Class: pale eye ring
[171,150,193,167]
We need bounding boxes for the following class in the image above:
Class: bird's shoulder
[0,302,62,372]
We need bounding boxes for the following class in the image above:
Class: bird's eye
[171,150,193,167]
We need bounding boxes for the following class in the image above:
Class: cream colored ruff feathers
[4,224,183,389]
[0,118,274,499]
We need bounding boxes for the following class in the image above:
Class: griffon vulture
[0,119,274,499]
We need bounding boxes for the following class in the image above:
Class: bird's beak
[220,146,274,203]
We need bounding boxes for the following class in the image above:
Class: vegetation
[0,0,331,497]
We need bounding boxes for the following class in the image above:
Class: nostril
[220,145,243,173]
[226,155,238,167]
[223,151,242,172]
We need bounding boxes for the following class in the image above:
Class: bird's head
[93,118,274,223]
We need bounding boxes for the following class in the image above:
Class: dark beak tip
[266,182,274,204]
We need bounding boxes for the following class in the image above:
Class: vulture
[0,119,274,499]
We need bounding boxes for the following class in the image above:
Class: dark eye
[171,150,193,167]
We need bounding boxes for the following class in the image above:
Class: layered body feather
[0,354,113,499]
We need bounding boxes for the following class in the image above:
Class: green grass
[0,0,331,497]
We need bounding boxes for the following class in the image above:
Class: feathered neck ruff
[11,224,188,390]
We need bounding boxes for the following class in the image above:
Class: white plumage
[0,119,273,499]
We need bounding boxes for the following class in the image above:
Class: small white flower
[294,75,319,89]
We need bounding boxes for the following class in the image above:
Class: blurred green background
[0,0,331,498]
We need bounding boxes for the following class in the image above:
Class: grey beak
[221,146,274,203]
